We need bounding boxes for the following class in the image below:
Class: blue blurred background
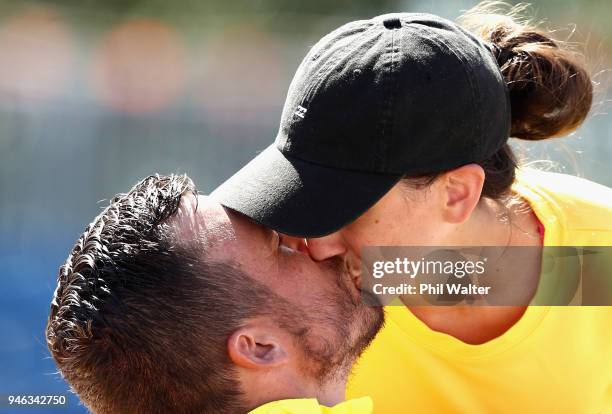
[0,0,610,412]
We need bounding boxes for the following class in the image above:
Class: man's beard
[296,256,385,385]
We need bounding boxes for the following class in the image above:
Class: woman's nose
[279,234,309,254]
[306,232,348,261]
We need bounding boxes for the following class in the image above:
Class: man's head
[46,174,383,414]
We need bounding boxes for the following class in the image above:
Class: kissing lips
[345,260,361,292]
[352,273,362,291]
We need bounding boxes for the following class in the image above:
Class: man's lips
[345,260,361,292]
[351,273,362,291]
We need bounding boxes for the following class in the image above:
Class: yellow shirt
[248,397,373,414]
[347,169,612,413]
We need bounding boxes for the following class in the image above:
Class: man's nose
[279,234,309,254]
[306,232,347,261]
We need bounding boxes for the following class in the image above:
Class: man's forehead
[173,194,236,246]
[173,193,271,263]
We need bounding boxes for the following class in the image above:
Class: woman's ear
[227,324,289,370]
[441,164,485,223]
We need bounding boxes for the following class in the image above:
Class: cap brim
[210,144,402,237]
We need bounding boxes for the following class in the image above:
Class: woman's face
[300,164,486,270]
[306,180,448,266]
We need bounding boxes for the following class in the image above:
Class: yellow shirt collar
[248,397,373,414]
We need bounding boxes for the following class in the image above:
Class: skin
[172,194,383,410]
[283,164,543,344]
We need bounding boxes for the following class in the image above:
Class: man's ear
[441,164,485,224]
[227,324,289,369]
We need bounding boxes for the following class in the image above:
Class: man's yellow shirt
[347,169,612,413]
[248,397,373,414]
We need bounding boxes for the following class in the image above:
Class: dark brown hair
[45,175,284,414]
[405,1,593,199]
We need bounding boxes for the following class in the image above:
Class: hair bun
[460,3,593,141]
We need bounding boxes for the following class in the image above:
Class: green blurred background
[0,0,609,412]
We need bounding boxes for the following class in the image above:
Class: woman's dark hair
[405,1,593,200]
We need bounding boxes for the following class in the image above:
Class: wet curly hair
[46,174,271,414]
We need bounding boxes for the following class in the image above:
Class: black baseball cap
[211,12,510,237]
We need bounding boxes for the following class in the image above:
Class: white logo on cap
[294,105,308,118]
